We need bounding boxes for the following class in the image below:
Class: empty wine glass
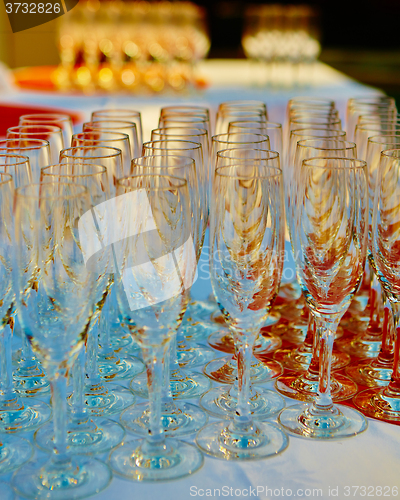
[7,125,64,164]
[34,163,126,455]
[278,157,368,439]
[12,182,112,498]
[19,113,74,148]
[196,162,288,460]
[109,174,204,480]
[0,172,34,475]
[354,148,400,420]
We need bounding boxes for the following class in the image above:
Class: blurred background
[1,0,399,103]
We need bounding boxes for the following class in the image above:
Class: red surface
[0,102,83,137]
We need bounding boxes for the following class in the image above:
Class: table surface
[1,60,397,500]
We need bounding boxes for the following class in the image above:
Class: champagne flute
[196,163,289,460]
[83,120,139,158]
[109,174,204,480]
[354,149,400,420]
[91,109,143,149]
[19,113,74,148]
[0,138,51,182]
[337,135,400,358]
[34,163,126,455]
[278,157,368,439]
[7,125,64,164]
[119,156,210,437]
[0,172,33,475]
[11,182,112,498]
[71,130,132,174]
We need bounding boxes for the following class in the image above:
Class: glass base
[121,400,208,437]
[346,360,392,387]
[12,455,112,499]
[185,300,218,322]
[34,416,125,455]
[80,382,135,417]
[109,333,134,352]
[181,320,220,343]
[0,435,32,475]
[177,342,216,369]
[196,420,288,460]
[13,374,51,397]
[353,387,400,421]
[0,397,51,433]
[207,329,282,355]
[336,332,382,359]
[210,310,280,328]
[203,355,283,384]
[273,346,350,372]
[109,437,203,481]
[0,481,14,500]
[98,354,144,382]
[13,356,51,397]
[275,371,358,402]
[200,385,285,420]
[278,403,368,439]
[130,368,212,400]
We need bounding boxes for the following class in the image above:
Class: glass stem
[0,323,13,402]
[366,273,384,335]
[50,371,70,466]
[99,288,114,358]
[233,335,254,426]
[306,315,319,376]
[72,349,86,421]
[387,303,400,394]
[313,316,340,410]
[376,293,395,365]
[142,344,166,448]
[161,343,173,401]
[86,320,100,384]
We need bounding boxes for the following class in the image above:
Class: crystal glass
[12,182,112,498]
[354,120,400,161]
[354,148,400,420]
[200,155,285,421]
[71,130,132,174]
[196,163,289,460]
[34,163,126,455]
[337,135,400,358]
[59,146,141,411]
[158,114,210,139]
[83,119,139,158]
[7,125,64,164]
[19,113,74,148]
[0,138,51,182]
[91,109,143,149]
[278,157,368,439]
[228,120,282,155]
[0,172,34,475]
[276,141,358,401]
[346,96,397,141]
[0,154,50,397]
[142,139,207,215]
[0,154,32,187]
[120,156,210,436]
[109,174,204,480]
[133,146,211,400]
[286,127,347,175]
[151,127,209,159]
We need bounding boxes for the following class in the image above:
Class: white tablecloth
[1,60,397,500]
